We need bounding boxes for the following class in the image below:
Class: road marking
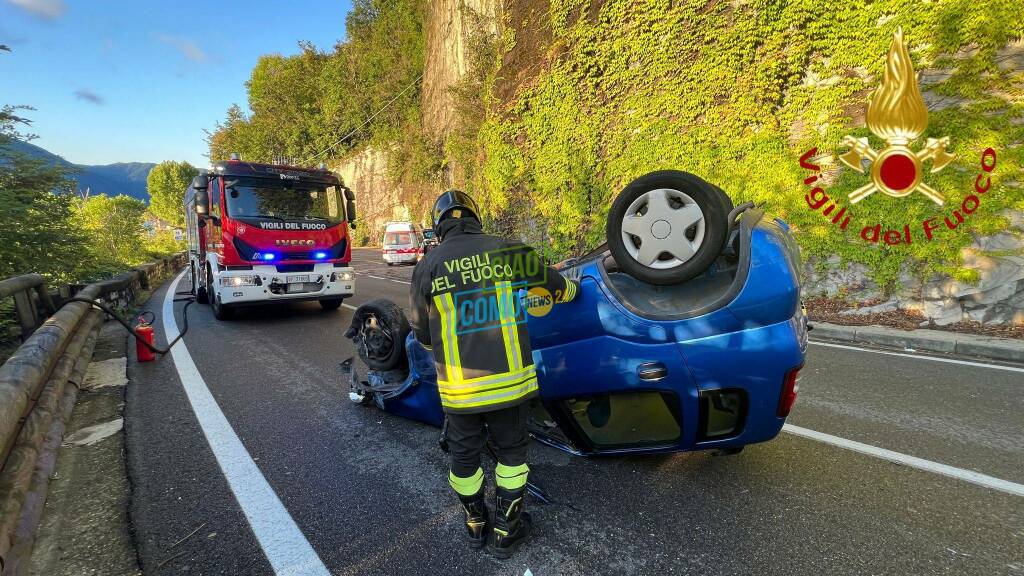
[162,272,330,576]
[809,340,1024,373]
[783,424,1024,497]
[355,271,412,285]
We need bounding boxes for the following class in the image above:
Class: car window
[384,232,413,245]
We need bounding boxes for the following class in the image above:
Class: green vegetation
[147,160,198,229]
[207,0,426,166]
[467,0,1023,290]
[1,106,185,285]
[210,0,1022,290]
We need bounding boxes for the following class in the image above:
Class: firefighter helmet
[432,190,480,228]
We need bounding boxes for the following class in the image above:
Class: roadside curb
[811,322,1024,363]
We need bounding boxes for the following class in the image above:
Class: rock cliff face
[334,148,409,246]
[336,0,502,244]
[421,0,503,139]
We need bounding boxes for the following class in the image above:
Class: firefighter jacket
[410,218,579,414]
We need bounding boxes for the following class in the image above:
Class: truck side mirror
[344,187,356,227]
[192,174,211,215]
[195,190,210,216]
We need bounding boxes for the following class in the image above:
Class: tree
[74,194,147,268]
[147,160,197,228]
[0,105,90,284]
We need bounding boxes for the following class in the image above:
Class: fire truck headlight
[336,271,353,282]
[220,275,259,287]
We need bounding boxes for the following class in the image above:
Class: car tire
[193,264,208,304]
[606,170,732,286]
[344,299,410,371]
[319,298,344,311]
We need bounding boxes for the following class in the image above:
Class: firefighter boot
[458,489,490,549]
[489,487,531,559]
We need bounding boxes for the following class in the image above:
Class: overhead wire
[305,73,424,166]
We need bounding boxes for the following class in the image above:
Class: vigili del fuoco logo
[798,28,997,246]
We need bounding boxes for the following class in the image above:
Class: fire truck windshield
[225,177,344,223]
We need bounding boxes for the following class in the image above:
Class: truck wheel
[319,298,344,311]
[606,170,732,286]
[193,264,208,304]
[343,299,410,371]
[208,268,235,320]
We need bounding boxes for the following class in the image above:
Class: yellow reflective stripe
[439,376,538,408]
[438,365,535,389]
[495,281,521,371]
[449,468,483,496]
[559,279,577,302]
[434,293,463,382]
[495,463,529,490]
[438,369,536,398]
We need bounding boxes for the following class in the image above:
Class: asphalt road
[125,248,1024,576]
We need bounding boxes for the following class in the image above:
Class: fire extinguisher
[135,316,156,362]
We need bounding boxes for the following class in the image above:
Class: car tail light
[777,365,802,417]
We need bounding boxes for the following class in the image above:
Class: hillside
[4,139,154,202]
[207,0,1023,326]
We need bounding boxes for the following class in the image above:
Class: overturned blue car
[344,171,807,456]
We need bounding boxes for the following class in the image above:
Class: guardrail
[0,276,57,341]
[0,252,187,574]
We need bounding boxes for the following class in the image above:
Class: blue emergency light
[314,251,328,259]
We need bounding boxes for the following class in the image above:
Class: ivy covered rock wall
[331,0,1023,324]
[464,0,1023,324]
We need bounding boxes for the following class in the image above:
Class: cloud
[74,89,104,105]
[4,0,67,20]
[155,33,208,63]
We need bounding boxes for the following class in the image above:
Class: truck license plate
[287,275,310,283]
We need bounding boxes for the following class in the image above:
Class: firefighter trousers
[446,403,530,495]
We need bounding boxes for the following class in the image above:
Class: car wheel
[343,299,410,371]
[607,170,732,285]
[208,267,235,320]
[193,263,208,304]
[319,298,344,311]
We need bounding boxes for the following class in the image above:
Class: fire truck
[184,156,356,320]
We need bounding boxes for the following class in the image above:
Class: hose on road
[56,286,196,356]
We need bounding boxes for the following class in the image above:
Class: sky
[0,0,353,167]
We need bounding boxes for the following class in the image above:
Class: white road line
[783,424,1024,497]
[162,272,330,576]
[364,273,411,285]
[809,340,1024,373]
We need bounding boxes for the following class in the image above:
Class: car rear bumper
[383,251,418,263]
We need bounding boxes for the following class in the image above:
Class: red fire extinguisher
[135,317,156,362]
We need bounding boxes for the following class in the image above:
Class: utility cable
[306,73,424,165]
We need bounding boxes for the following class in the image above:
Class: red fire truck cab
[184,158,357,320]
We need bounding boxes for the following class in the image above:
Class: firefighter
[410,190,579,558]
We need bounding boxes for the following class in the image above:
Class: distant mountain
[3,139,155,202]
